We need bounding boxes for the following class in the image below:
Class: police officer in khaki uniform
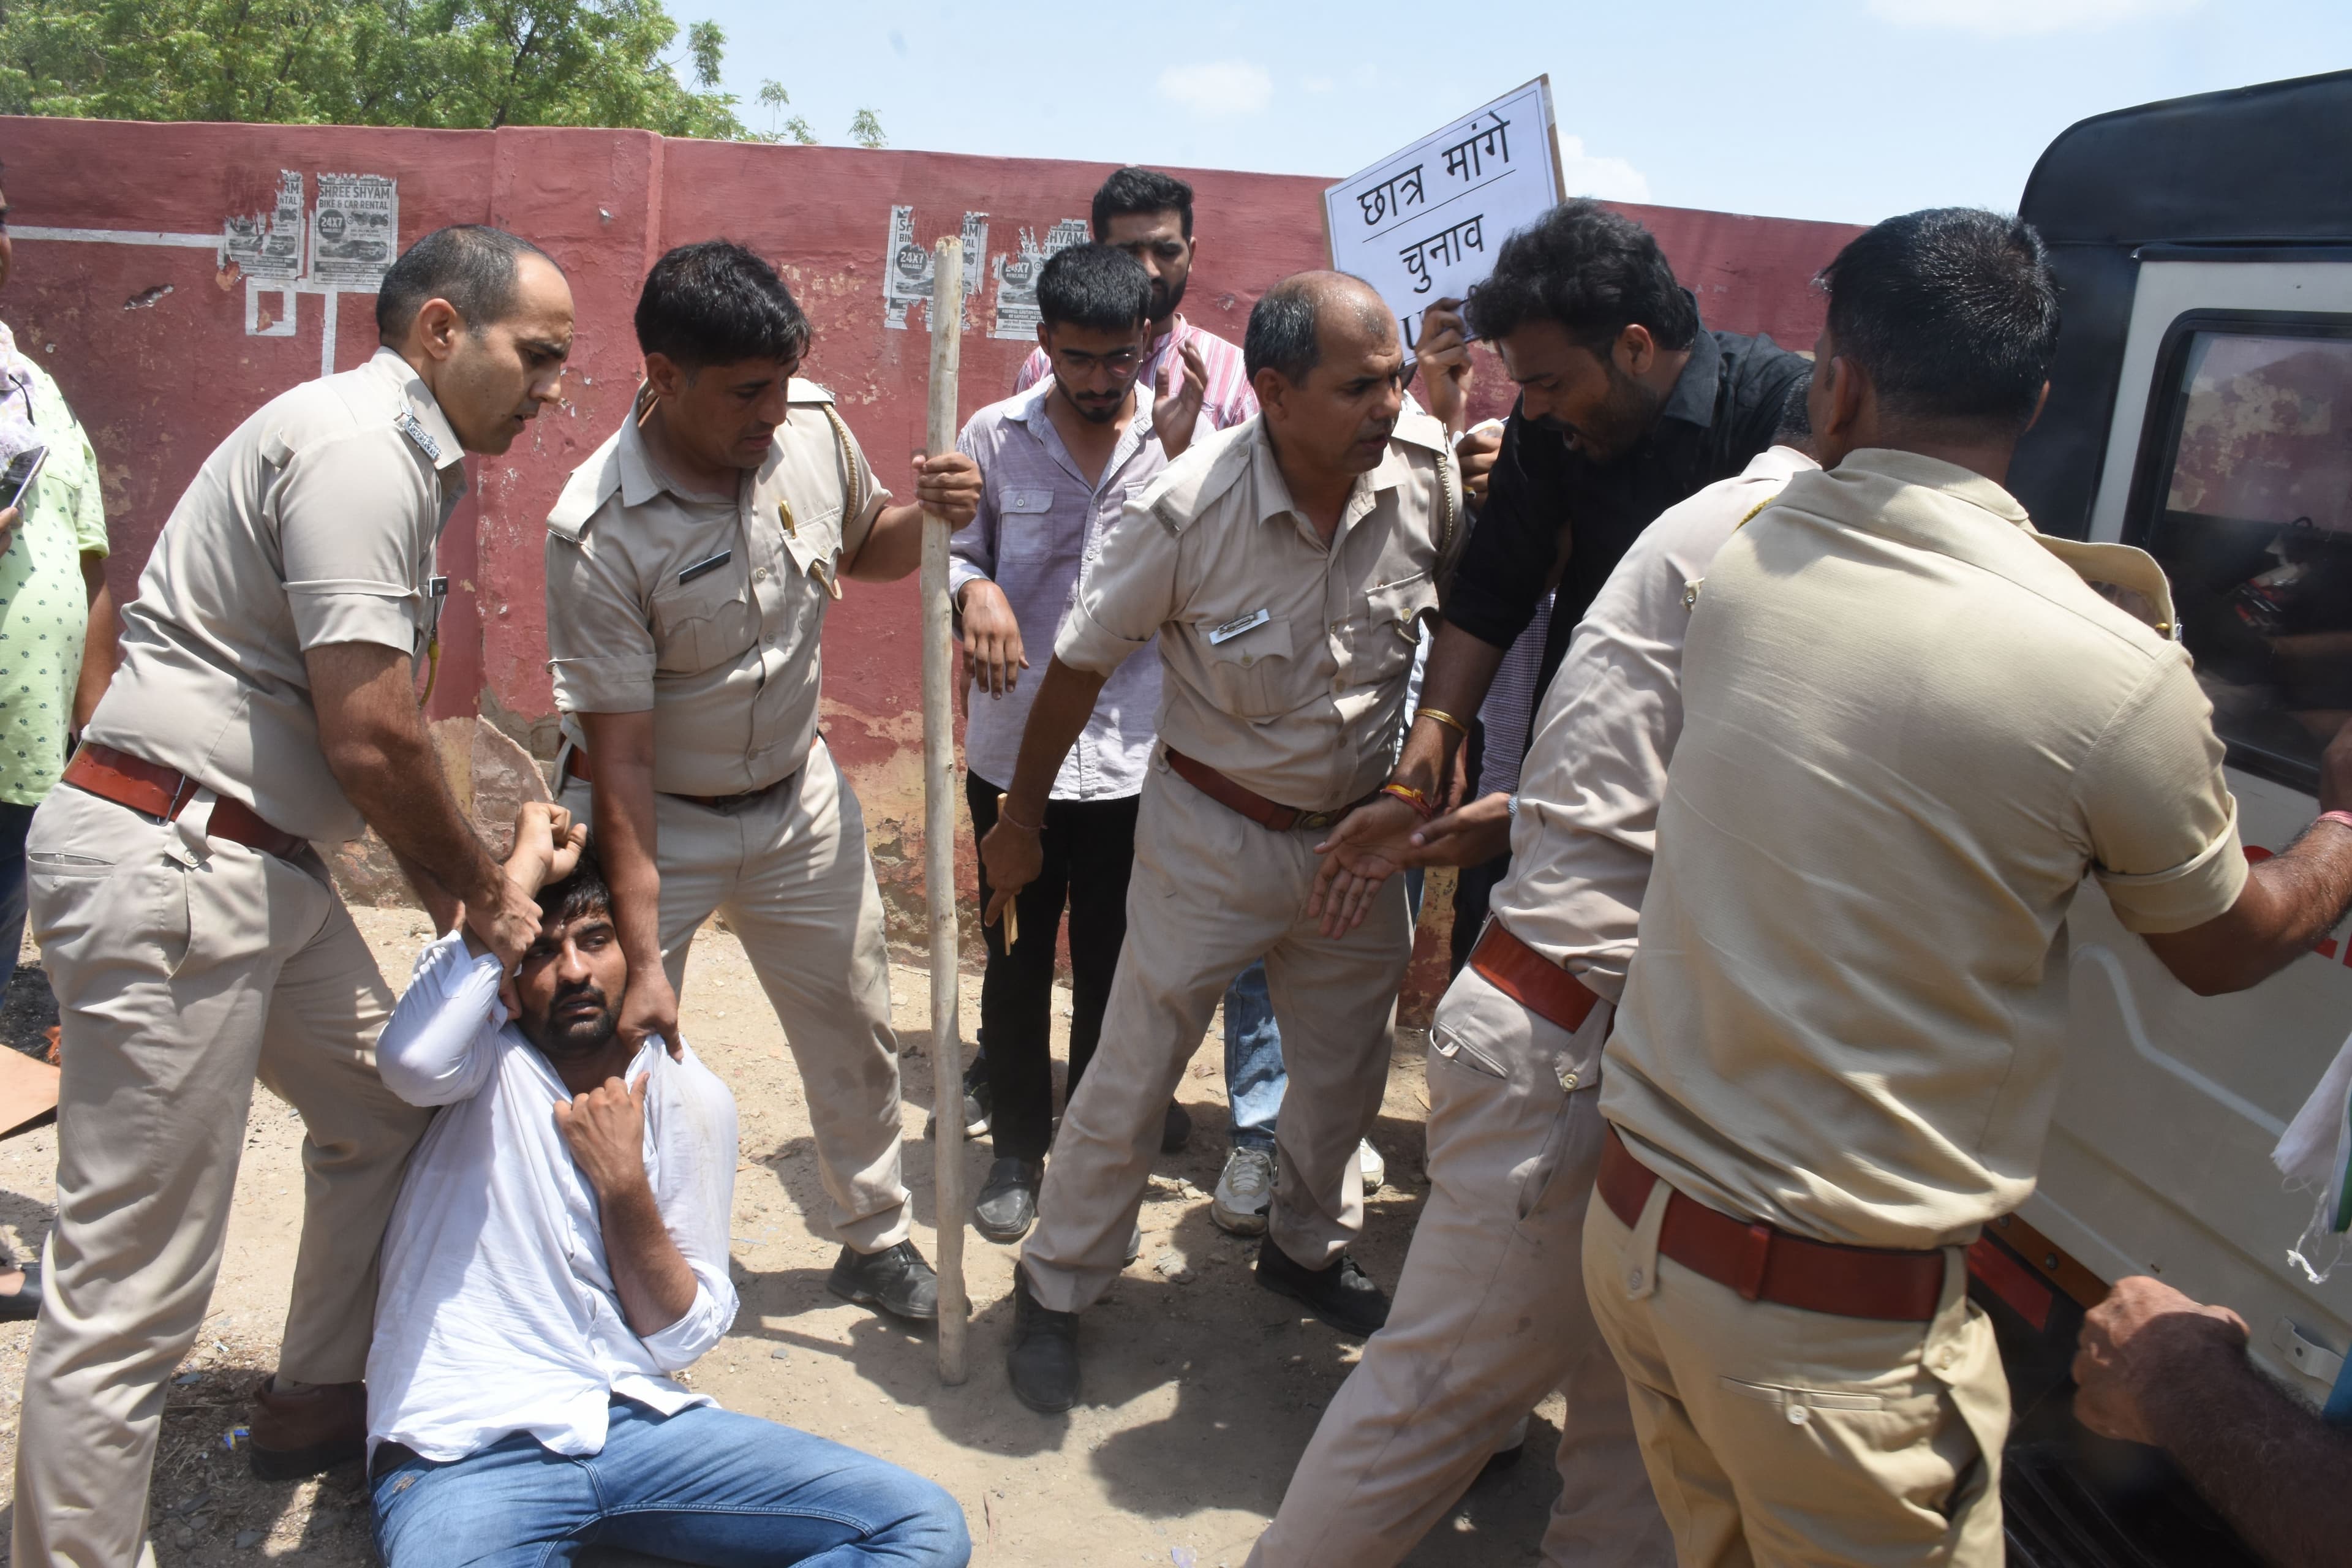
[15,226,573,1568]
[543,242,979,1321]
[1591,210,2352,1566]
[979,273,1461,1412]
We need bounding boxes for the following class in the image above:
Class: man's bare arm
[306,641,537,965]
[554,1076,698,1337]
[579,709,676,1055]
[843,453,983,582]
[2144,728,2352,996]
[391,850,462,936]
[72,553,117,734]
[1308,620,1507,934]
[2074,1277,2352,1568]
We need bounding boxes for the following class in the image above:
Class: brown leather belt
[63,744,307,861]
[564,745,790,813]
[1598,1126,1948,1322]
[1163,748,1379,833]
[1469,920,1600,1034]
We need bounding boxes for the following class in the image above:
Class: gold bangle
[1415,706,1470,739]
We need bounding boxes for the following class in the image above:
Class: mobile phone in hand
[0,444,46,518]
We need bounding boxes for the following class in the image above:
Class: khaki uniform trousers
[1021,760,1412,1313]
[13,783,431,1568]
[1583,1163,2010,1568]
[1250,967,1670,1568]
[558,739,910,1253]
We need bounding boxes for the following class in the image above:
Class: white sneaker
[1212,1147,1275,1236]
[1359,1138,1386,1193]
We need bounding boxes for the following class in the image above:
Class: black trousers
[966,773,1139,1162]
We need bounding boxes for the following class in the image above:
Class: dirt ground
[0,910,1572,1566]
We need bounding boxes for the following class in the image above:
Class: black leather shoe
[1255,1238,1390,1338]
[248,1378,367,1480]
[0,1261,39,1322]
[1007,1272,1079,1413]
[828,1240,940,1322]
[973,1158,1042,1243]
[1161,1101,1192,1153]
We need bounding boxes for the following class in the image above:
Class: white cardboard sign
[1322,78,1564,353]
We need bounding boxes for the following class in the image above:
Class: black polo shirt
[1445,317,1811,713]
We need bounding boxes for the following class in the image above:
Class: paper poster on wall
[1322,78,1564,353]
[989,218,1090,342]
[224,170,305,283]
[882,207,989,331]
[310,173,399,291]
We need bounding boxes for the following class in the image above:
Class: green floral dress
[0,353,107,807]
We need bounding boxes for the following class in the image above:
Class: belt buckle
[1292,807,1338,832]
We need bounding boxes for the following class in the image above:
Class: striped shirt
[1016,316,1257,434]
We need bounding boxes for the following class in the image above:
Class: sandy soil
[0,909,1570,1566]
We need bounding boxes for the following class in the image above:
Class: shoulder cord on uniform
[820,404,867,529]
[1436,446,1461,559]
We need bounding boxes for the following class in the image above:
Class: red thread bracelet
[1381,782,1436,821]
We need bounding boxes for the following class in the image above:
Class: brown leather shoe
[247,1378,366,1480]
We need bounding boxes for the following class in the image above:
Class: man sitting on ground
[364,801,970,1567]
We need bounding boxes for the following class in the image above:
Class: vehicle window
[2135,320,2352,794]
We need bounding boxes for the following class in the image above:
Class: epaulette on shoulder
[786,380,836,406]
[1387,408,1450,454]
[1142,420,1258,536]
[546,432,625,545]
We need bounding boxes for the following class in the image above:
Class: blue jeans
[372,1400,971,1567]
[1222,872,1423,1155]
[1223,963,1283,1153]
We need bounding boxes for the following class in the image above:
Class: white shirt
[1493,445,1818,1004]
[366,933,741,1463]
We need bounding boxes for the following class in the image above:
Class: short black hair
[376,225,559,343]
[635,240,810,372]
[1245,273,1390,386]
[536,846,612,929]
[1093,167,1194,241]
[1815,208,2058,435]
[1037,244,1152,334]
[1464,200,1696,356]
[1773,371,1812,442]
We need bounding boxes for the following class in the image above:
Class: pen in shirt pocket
[677,549,732,584]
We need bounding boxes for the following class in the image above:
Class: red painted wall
[3,115,1860,1000]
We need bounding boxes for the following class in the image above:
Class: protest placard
[1322,78,1564,353]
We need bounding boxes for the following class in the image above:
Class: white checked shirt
[365,933,741,1464]
[952,380,1207,797]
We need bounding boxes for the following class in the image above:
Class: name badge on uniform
[678,549,733,585]
[395,410,442,464]
[1207,608,1272,645]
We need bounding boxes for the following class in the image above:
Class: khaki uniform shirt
[1054,413,1462,812]
[1601,448,2248,1251]
[543,385,888,799]
[83,347,464,843]
[1495,445,1819,1012]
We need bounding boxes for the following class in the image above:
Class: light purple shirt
[952,380,1203,798]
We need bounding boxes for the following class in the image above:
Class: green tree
[756,78,816,146]
[0,0,760,137]
[848,107,885,149]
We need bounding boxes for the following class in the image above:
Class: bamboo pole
[921,235,970,1384]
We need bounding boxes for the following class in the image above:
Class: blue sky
[673,0,2347,227]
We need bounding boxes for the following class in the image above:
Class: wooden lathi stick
[920,235,970,1384]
